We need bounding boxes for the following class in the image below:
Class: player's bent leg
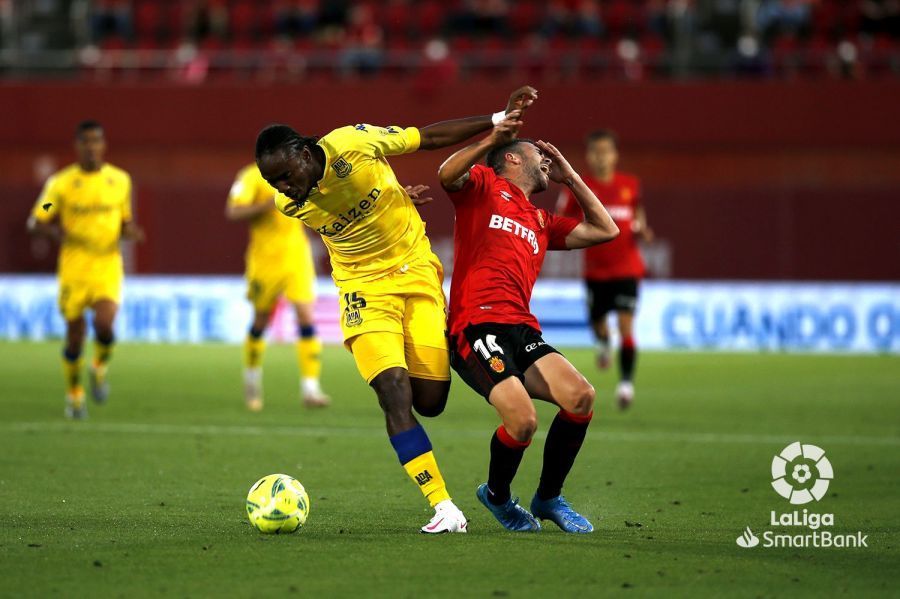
[352,334,466,533]
[593,316,611,370]
[476,377,542,532]
[63,317,87,420]
[616,310,637,409]
[523,354,595,534]
[89,299,118,405]
[243,310,270,412]
[294,301,329,408]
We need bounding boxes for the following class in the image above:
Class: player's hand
[633,222,655,243]
[405,184,433,206]
[122,222,146,243]
[489,111,523,147]
[506,85,538,115]
[536,140,577,183]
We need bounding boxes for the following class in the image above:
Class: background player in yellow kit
[27,120,144,419]
[254,85,538,533]
[226,164,329,411]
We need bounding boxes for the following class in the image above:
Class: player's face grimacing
[521,142,551,193]
[257,147,319,203]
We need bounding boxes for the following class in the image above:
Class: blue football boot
[476,483,541,532]
[530,494,594,534]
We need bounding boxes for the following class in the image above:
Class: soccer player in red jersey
[439,114,619,533]
[557,130,654,409]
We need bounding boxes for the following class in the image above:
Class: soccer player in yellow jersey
[27,120,144,419]
[255,85,539,533]
[225,164,329,411]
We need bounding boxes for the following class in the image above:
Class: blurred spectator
[340,4,384,76]
[757,0,814,40]
[446,0,511,38]
[541,0,605,38]
[91,0,132,43]
[184,0,229,42]
[274,0,319,39]
[860,0,900,38]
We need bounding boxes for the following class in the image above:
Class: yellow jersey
[275,124,431,286]
[227,164,308,273]
[30,163,132,281]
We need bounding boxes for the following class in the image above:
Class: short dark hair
[75,120,103,138]
[586,129,618,146]
[255,124,319,160]
[486,138,536,174]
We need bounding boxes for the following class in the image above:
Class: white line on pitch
[3,421,898,447]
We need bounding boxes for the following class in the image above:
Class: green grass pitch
[0,342,897,597]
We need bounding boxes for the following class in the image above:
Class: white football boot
[420,499,468,534]
[244,367,263,412]
[301,378,331,408]
[616,380,635,410]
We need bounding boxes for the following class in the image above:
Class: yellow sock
[244,335,266,368]
[296,336,322,380]
[62,354,83,396]
[94,340,113,373]
[402,450,451,507]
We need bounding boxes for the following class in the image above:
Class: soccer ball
[246,474,310,534]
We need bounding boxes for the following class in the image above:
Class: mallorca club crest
[488,356,505,373]
[536,210,546,229]
[332,156,353,178]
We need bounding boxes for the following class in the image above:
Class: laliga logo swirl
[771,442,834,504]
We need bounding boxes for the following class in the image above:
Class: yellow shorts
[247,261,316,313]
[58,276,122,322]
[341,253,450,384]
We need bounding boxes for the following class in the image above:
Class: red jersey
[448,165,580,335]
[559,171,645,280]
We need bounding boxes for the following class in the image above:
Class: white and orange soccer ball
[246,474,310,534]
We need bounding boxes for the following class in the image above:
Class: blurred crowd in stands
[4,1,900,80]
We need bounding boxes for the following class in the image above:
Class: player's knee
[372,369,412,415]
[507,410,538,442]
[412,380,449,418]
[568,380,595,415]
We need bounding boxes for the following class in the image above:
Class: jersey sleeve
[121,173,134,222]
[30,175,62,223]
[447,164,489,205]
[351,124,421,157]
[227,167,259,208]
[546,212,580,251]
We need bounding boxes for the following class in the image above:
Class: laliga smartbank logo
[771,441,833,504]
[735,442,869,549]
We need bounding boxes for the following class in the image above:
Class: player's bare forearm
[438,138,493,190]
[563,175,619,249]
[419,85,538,151]
[419,115,494,151]
[26,217,62,241]
[439,112,524,191]
[225,201,274,221]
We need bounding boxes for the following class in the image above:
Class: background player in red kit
[557,130,654,409]
[439,112,619,533]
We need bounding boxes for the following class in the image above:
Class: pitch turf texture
[0,343,897,598]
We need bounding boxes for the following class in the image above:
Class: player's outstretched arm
[438,112,523,191]
[26,216,62,241]
[535,140,619,249]
[418,86,537,151]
